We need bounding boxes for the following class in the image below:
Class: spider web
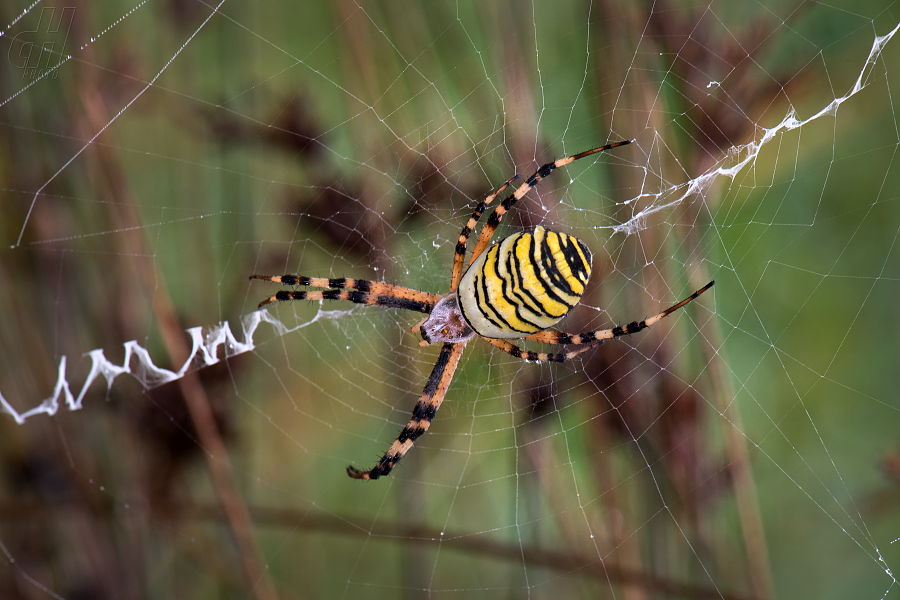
[1,0,899,598]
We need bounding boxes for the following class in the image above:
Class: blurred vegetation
[1,0,899,599]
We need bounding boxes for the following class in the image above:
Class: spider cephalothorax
[419,294,475,344]
[252,140,713,480]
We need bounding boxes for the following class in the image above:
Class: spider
[251,140,714,480]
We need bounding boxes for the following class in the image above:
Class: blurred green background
[1,0,899,598]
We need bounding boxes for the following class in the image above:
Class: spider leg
[482,337,603,363]
[347,342,466,480]
[467,140,632,268]
[250,274,440,311]
[525,281,714,345]
[450,175,520,292]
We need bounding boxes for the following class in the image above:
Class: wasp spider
[251,140,714,480]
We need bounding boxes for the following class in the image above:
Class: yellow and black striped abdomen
[458,226,592,339]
